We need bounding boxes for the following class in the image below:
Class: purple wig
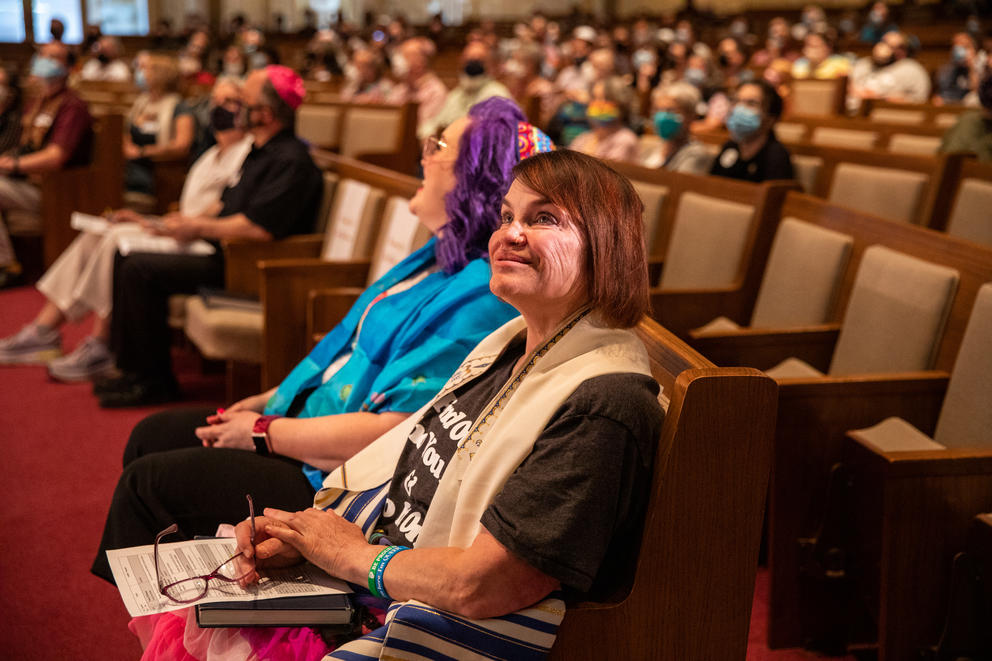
[436,97,526,273]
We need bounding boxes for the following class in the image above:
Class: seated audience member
[849,31,930,108]
[0,78,251,377]
[384,37,448,139]
[0,64,21,155]
[79,36,131,82]
[123,54,195,200]
[714,36,752,90]
[301,29,344,81]
[792,31,850,80]
[94,66,322,408]
[0,42,92,285]
[114,147,663,661]
[90,98,551,581]
[750,17,800,68]
[859,1,899,44]
[419,40,511,139]
[240,28,276,71]
[934,32,982,105]
[340,48,392,102]
[220,45,247,78]
[569,77,638,163]
[554,26,597,98]
[710,80,794,182]
[503,41,556,127]
[643,82,713,173]
[177,29,216,85]
[940,73,992,161]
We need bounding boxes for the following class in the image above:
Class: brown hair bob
[511,149,649,328]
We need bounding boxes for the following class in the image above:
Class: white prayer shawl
[314,310,653,550]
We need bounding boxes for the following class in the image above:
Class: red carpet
[0,285,847,660]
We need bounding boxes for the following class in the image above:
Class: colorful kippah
[517,122,555,161]
[265,65,306,110]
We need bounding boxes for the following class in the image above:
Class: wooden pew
[860,99,970,128]
[295,99,420,176]
[550,317,778,660]
[607,161,798,338]
[687,193,992,650]
[784,76,848,117]
[925,158,992,247]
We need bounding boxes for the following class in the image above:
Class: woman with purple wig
[91,97,555,592]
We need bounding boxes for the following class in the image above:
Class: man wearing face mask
[555,26,597,101]
[849,31,930,110]
[384,37,449,140]
[418,40,511,142]
[642,81,713,173]
[95,66,322,407]
[859,2,899,45]
[0,42,92,285]
[709,80,793,183]
[934,32,982,105]
[80,36,131,82]
[0,77,252,378]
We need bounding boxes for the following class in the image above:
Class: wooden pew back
[551,317,777,660]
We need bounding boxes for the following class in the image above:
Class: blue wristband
[368,545,409,600]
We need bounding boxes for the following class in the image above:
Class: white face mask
[344,63,359,83]
[391,52,409,78]
[503,59,525,77]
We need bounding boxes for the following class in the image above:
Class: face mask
[463,59,485,77]
[718,53,731,68]
[96,52,110,65]
[653,110,683,140]
[30,56,67,81]
[134,67,148,90]
[839,18,855,34]
[684,68,706,87]
[391,52,409,78]
[726,104,762,141]
[503,58,525,77]
[587,100,620,125]
[224,62,245,77]
[730,21,747,36]
[676,28,691,43]
[632,49,656,70]
[952,45,968,63]
[210,105,239,132]
[870,10,884,25]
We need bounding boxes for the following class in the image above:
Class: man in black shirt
[98,66,322,407]
[709,79,794,183]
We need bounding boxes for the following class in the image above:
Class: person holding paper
[134,149,664,661]
[91,98,553,586]
[95,65,323,407]
[0,77,252,381]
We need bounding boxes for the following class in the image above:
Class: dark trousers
[91,408,318,584]
[110,250,224,380]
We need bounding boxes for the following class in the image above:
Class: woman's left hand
[194,410,260,450]
[262,507,369,578]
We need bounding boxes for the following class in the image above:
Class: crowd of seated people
[0,5,988,660]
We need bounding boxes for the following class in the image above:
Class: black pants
[91,408,318,584]
[110,250,225,380]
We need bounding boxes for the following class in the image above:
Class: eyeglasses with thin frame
[422,135,448,159]
[154,494,256,604]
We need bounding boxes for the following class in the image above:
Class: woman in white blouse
[0,77,252,381]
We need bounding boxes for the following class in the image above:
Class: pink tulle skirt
[130,609,333,661]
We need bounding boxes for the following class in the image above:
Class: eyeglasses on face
[422,135,448,159]
[154,494,255,604]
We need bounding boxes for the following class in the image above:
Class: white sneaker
[0,323,62,364]
[47,336,116,382]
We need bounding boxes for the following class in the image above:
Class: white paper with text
[107,537,351,617]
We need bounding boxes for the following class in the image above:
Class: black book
[196,593,354,629]
[197,287,262,313]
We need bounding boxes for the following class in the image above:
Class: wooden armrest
[258,258,370,389]
[689,323,841,370]
[846,435,992,478]
[223,235,324,295]
[307,287,366,350]
[650,286,749,340]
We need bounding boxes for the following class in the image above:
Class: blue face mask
[952,45,968,64]
[134,67,147,89]
[726,104,763,141]
[653,111,683,140]
[30,56,67,81]
[684,68,706,87]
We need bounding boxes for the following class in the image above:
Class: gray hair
[260,78,295,128]
[652,81,701,118]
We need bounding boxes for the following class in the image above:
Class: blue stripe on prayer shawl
[383,636,464,660]
[388,605,551,659]
[497,611,561,635]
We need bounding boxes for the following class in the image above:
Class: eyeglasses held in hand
[154,494,256,604]
[422,135,448,159]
